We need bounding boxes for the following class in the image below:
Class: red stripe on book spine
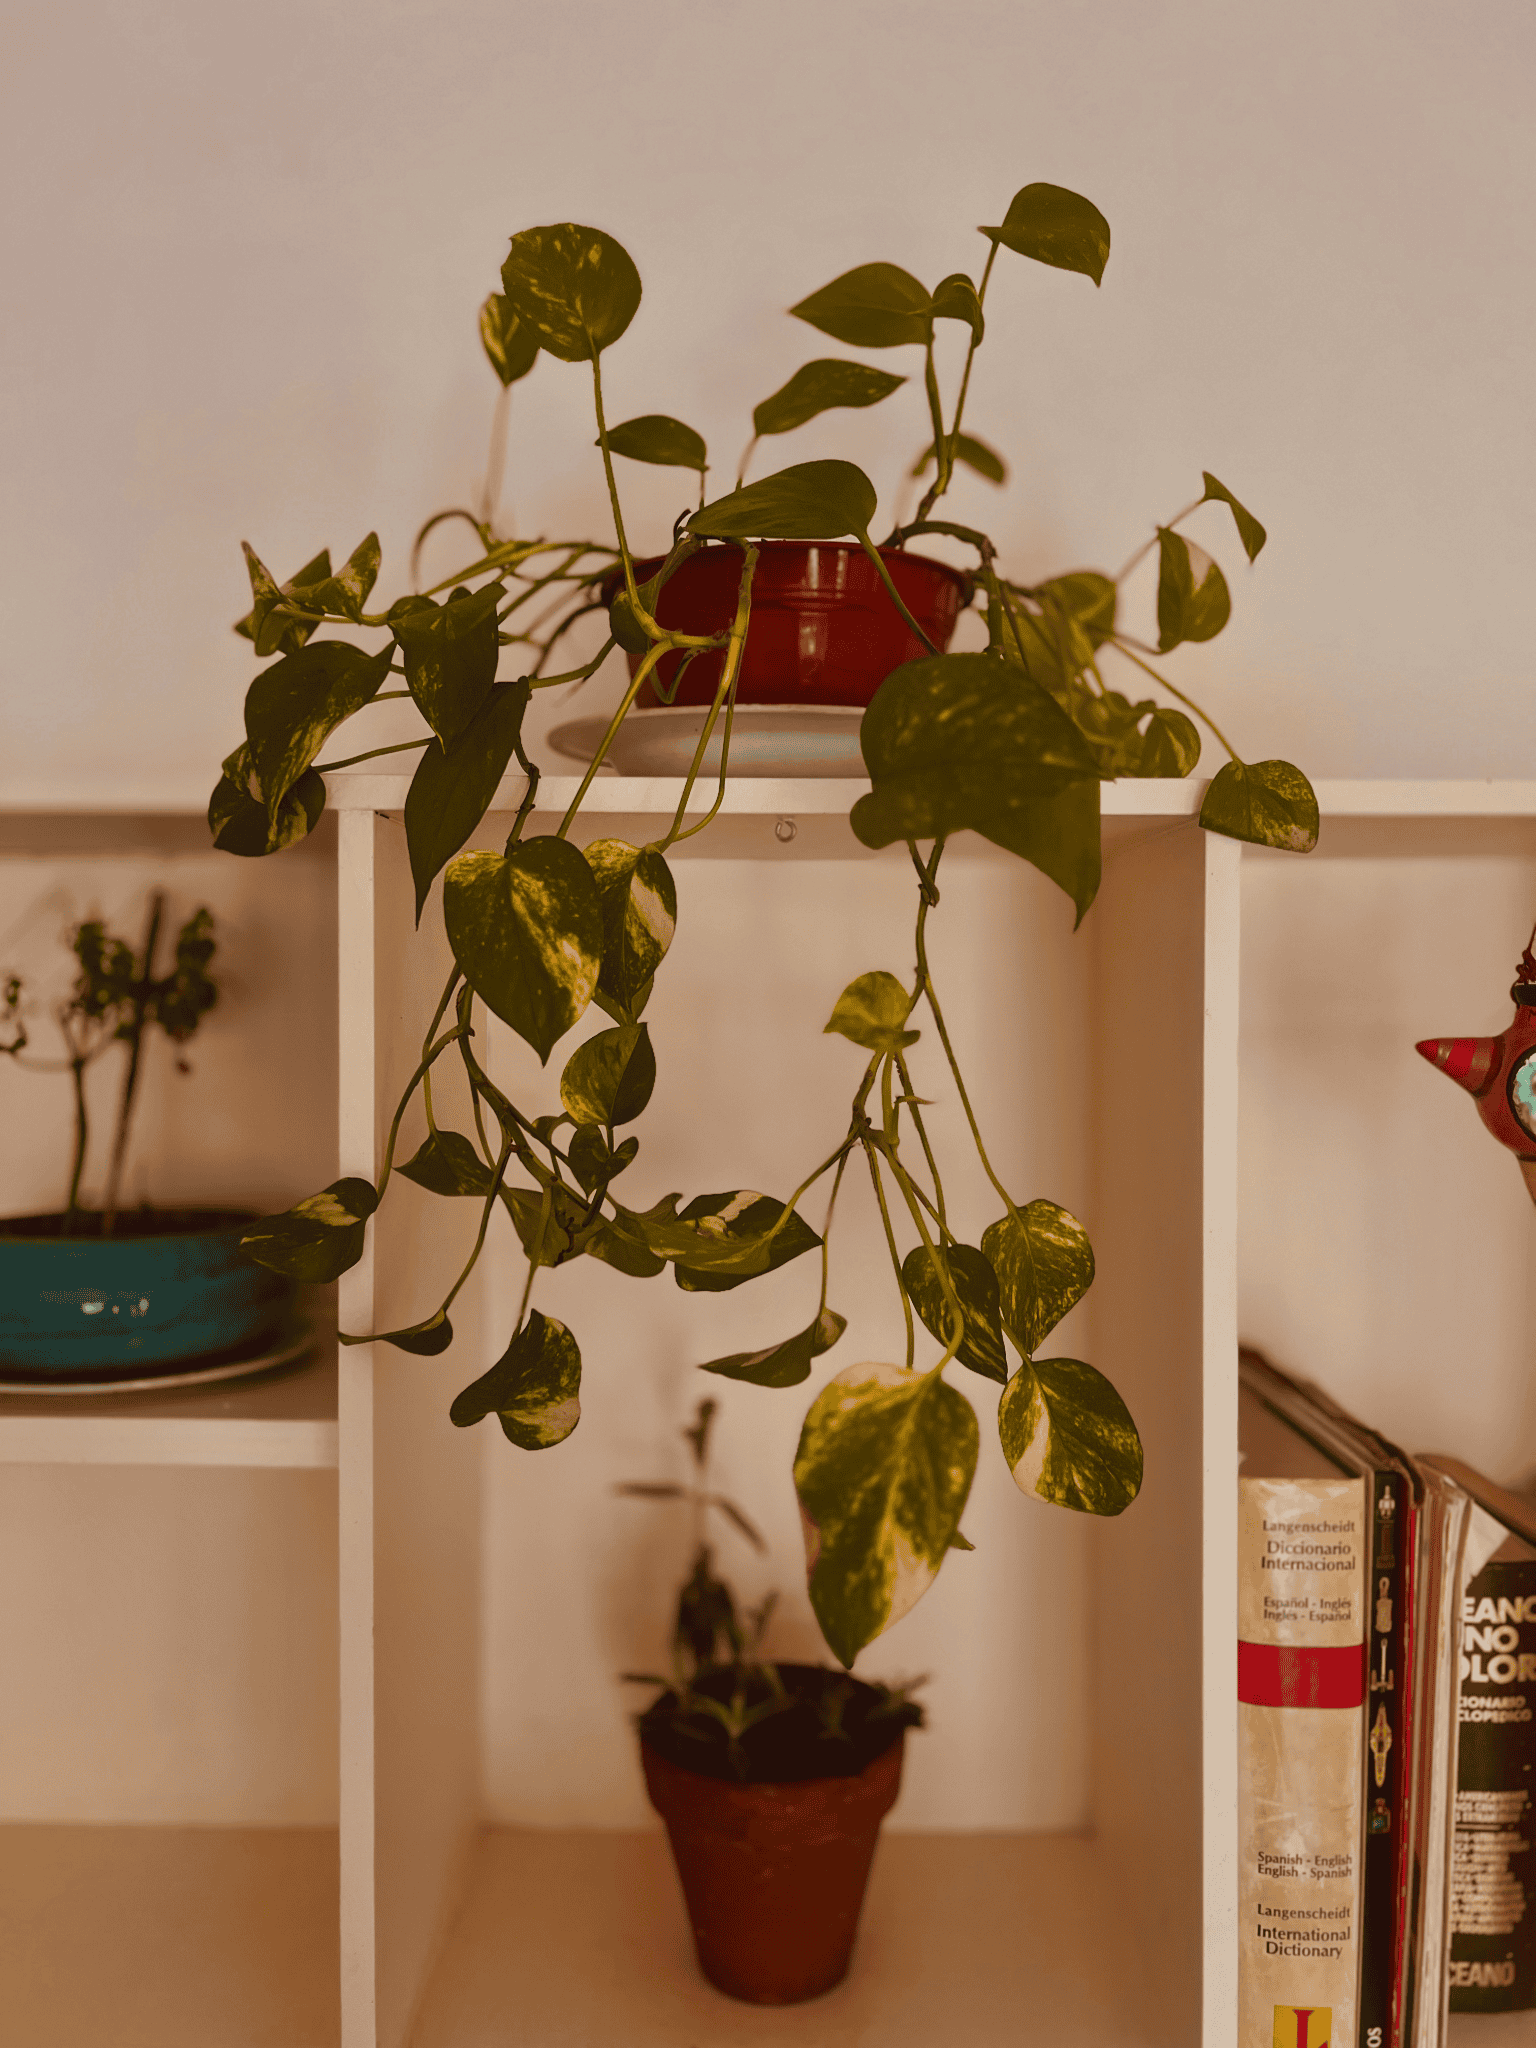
[1237,1640,1366,1708]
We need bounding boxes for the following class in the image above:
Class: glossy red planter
[608,542,968,709]
[641,1731,904,2004]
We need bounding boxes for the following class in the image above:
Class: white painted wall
[4,0,1532,808]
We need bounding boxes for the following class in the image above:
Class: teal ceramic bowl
[0,1210,292,1376]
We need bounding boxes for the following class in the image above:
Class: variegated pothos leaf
[448,1310,582,1449]
[442,838,603,1063]
[794,1361,978,1668]
[982,1202,1094,1358]
[998,1357,1142,1515]
[583,839,677,1017]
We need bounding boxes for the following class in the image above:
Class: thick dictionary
[1240,1352,1469,2048]
[1238,1466,1367,2046]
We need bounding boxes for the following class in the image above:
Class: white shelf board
[0,1822,339,2047]
[0,1350,338,1468]
[327,769,1536,821]
[410,1827,1149,2047]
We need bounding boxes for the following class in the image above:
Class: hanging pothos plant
[216,182,1316,1668]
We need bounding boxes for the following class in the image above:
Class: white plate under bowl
[547,705,867,779]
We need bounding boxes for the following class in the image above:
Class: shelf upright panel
[337,806,379,2048]
[1087,812,1236,2045]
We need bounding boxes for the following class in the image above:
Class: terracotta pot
[640,1730,904,2004]
[606,542,968,709]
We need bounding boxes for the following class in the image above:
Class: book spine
[1240,1475,1368,2048]
[1448,1558,1536,2012]
[1359,1473,1409,2048]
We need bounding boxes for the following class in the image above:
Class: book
[1237,1421,1366,2046]
[1239,1350,1471,2048]
[1420,1456,1536,2015]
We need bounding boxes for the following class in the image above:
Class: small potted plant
[220,177,1316,1669]
[0,894,295,1382]
[618,1398,924,2004]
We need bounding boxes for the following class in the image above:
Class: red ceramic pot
[640,1731,904,2005]
[607,542,968,709]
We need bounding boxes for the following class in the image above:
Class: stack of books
[1239,1349,1536,2047]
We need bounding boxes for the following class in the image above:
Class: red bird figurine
[1417,931,1536,1206]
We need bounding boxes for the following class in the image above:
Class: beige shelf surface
[0,1348,338,1467]
[0,1823,339,2047]
[411,1827,1148,2047]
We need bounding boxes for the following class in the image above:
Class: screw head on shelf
[774,818,797,844]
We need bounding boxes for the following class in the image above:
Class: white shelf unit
[10,777,1536,2045]
[0,807,342,2048]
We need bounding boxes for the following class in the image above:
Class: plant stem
[65,1052,88,1232]
[913,239,998,525]
[479,382,511,533]
[103,892,164,1234]
[1109,640,1243,764]
[1114,498,1202,585]
[507,739,541,848]
[894,1049,947,1233]
[315,737,434,775]
[555,637,673,837]
[855,534,940,656]
[908,839,1019,1220]
[376,967,464,1199]
[817,1150,849,1320]
[879,1055,964,1366]
[590,352,637,605]
[660,547,758,849]
[862,1131,914,1369]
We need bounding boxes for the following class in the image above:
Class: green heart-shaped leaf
[500,223,642,363]
[698,1308,846,1388]
[794,1361,978,1667]
[980,184,1110,286]
[912,433,1006,485]
[559,1022,655,1128]
[280,533,380,625]
[674,1191,823,1294]
[1200,473,1266,562]
[479,292,540,387]
[397,1130,495,1198]
[901,1243,1007,1383]
[443,837,603,1062]
[602,414,707,469]
[690,459,877,542]
[823,970,918,1054]
[851,653,1103,916]
[583,839,677,1016]
[449,1309,582,1448]
[241,1176,379,1282]
[236,544,330,657]
[1135,707,1201,778]
[999,1357,1142,1514]
[404,681,530,922]
[209,745,326,858]
[1200,760,1319,853]
[1035,571,1117,651]
[1156,530,1230,652]
[568,1126,638,1196]
[789,263,933,349]
[929,272,984,342]
[391,582,504,743]
[982,1203,1094,1358]
[502,1184,583,1270]
[752,360,906,438]
[244,640,393,816]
